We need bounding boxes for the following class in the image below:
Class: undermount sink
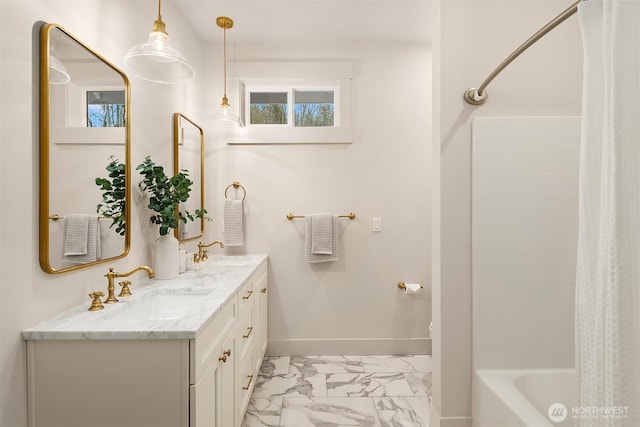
[106,290,211,321]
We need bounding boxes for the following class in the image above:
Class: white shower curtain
[576,1,640,426]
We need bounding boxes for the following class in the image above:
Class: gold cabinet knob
[218,348,232,363]
[260,287,267,293]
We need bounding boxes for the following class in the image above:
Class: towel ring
[225,181,246,201]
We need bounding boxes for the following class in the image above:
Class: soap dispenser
[178,245,187,274]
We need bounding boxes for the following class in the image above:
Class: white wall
[433,1,583,426]
[0,1,205,425]
[202,40,433,356]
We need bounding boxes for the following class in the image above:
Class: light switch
[372,217,382,232]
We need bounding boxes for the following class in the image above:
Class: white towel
[61,214,101,264]
[305,213,338,263]
[310,213,333,254]
[62,214,90,255]
[224,199,244,247]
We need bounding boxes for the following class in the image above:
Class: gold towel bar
[225,181,246,201]
[49,213,120,221]
[287,212,356,221]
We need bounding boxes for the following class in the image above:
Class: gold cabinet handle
[242,374,254,390]
[260,287,267,293]
[242,290,254,300]
[218,348,232,363]
[242,326,254,339]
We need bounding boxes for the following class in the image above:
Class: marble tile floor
[242,355,432,427]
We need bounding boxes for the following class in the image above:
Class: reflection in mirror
[39,23,131,274]
[173,113,204,242]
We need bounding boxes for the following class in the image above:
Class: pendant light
[48,55,70,84]
[212,17,244,128]
[124,0,195,84]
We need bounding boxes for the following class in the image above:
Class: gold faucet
[195,240,224,263]
[104,266,155,304]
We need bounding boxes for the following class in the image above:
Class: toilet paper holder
[397,282,423,290]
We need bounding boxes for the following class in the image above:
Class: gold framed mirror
[39,23,131,274]
[173,113,205,242]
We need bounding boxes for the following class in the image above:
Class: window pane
[250,92,288,124]
[86,91,125,127]
[294,90,334,127]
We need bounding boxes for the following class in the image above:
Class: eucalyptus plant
[136,155,206,236]
[95,156,126,236]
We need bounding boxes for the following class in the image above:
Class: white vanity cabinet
[255,266,268,368]
[24,255,268,427]
[189,295,237,427]
[236,262,268,417]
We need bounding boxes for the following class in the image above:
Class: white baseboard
[265,337,431,356]
[430,405,473,427]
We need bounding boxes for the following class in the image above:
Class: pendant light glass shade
[212,17,244,128]
[48,54,70,84]
[211,96,245,128]
[124,0,195,84]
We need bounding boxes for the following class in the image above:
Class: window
[249,92,288,125]
[228,61,353,144]
[294,90,334,127]
[86,90,126,127]
[246,87,336,128]
[50,84,126,144]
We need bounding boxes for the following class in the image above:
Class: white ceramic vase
[153,233,179,280]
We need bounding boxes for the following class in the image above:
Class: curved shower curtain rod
[464,0,582,105]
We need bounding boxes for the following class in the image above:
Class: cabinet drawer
[237,352,255,418]
[190,299,236,384]
[238,277,254,312]
[253,263,268,289]
[238,302,254,360]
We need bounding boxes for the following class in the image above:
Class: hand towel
[310,212,333,254]
[62,214,90,256]
[61,215,101,264]
[305,213,338,263]
[224,199,244,247]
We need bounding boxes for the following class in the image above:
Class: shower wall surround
[472,116,580,369]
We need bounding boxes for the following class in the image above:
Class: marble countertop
[22,254,268,341]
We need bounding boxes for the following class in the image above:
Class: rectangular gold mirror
[39,23,131,273]
[173,113,204,242]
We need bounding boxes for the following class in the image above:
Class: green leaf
[95,156,126,236]
[136,155,201,237]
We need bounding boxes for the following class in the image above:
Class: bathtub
[473,369,576,427]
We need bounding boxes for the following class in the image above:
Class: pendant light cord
[223,27,228,100]
[216,17,235,108]
[152,0,167,34]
